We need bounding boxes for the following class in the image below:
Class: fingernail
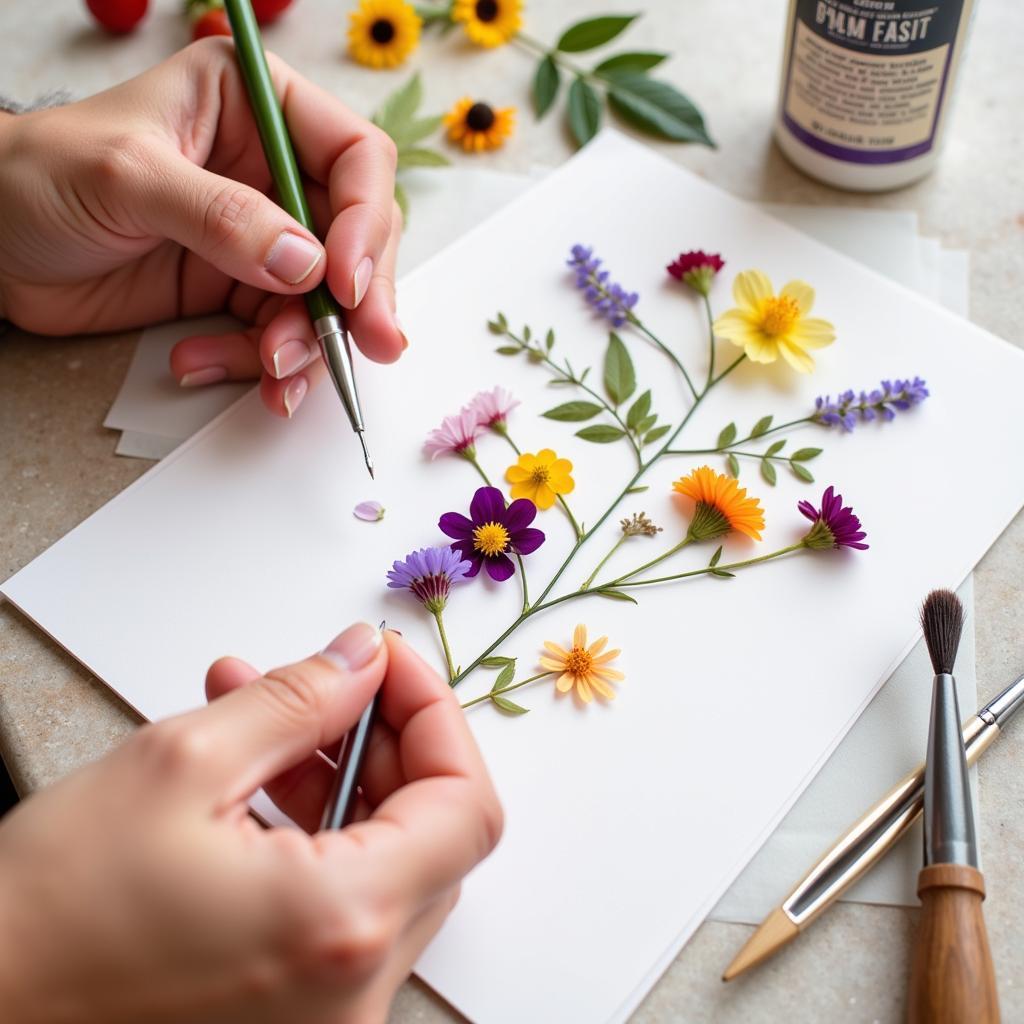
[394,312,409,351]
[272,339,313,379]
[180,366,227,387]
[266,232,323,285]
[353,256,374,307]
[283,375,308,418]
[321,622,383,672]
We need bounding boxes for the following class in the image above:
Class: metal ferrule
[314,314,364,433]
[924,673,978,868]
[981,671,1024,727]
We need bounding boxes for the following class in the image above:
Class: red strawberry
[191,7,232,39]
[85,0,148,34]
[251,0,293,24]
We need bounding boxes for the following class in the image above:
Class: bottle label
[781,0,966,164]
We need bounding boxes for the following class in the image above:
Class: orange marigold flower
[672,465,765,542]
[539,624,624,704]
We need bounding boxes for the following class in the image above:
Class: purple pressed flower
[439,486,545,582]
[424,407,484,460]
[567,244,639,328]
[469,386,519,432]
[799,486,868,551]
[666,250,725,296]
[353,500,385,522]
[386,545,473,613]
[813,377,929,432]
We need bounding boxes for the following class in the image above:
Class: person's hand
[0,625,501,1024]
[0,39,406,417]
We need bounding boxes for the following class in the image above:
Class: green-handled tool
[223,0,373,477]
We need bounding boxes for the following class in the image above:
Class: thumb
[166,622,386,806]
[138,146,326,292]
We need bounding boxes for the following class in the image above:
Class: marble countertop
[1,1,1022,1020]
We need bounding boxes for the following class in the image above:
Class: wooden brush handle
[908,864,999,1023]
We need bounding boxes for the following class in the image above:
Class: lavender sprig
[813,377,929,432]
[567,244,638,328]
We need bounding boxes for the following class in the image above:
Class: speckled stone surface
[1,1,1022,1020]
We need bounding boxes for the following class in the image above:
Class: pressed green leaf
[487,320,506,335]
[527,349,545,363]
[545,328,556,351]
[709,545,723,567]
[395,113,445,147]
[607,73,714,146]
[726,452,740,478]
[576,424,627,443]
[491,694,529,715]
[393,181,409,222]
[481,656,515,668]
[567,77,602,147]
[548,378,576,387]
[594,51,668,75]
[372,73,422,136]
[597,588,638,604]
[496,311,508,329]
[533,55,561,118]
[603,332,636,405]
[543,400,604,422]
[626,389,652,430]
[491,663,515,693]
[717,422,737,448]
[523,325,532,341]
[556,14,638,53]
[751,415,773,437]
[791,462,815,483]
[636,414,658,434]
[791,447,823,461]
[626,485,649,494]
[710,569,736,579]
[644,424,671,445]
[495,345,521,355]
[761,459,778,486]
[397,147,450,169]
[765,439,787,457]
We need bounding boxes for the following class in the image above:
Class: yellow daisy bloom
[452,0,522,47]
[712,270,835,373]
[673,465,765,541]
[505,448,574,510]
[348,0,421,69]
[540,624,624,703]
[444,98,515,152]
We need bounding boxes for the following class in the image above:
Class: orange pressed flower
[539,624,624,704]
[672,465,765,541]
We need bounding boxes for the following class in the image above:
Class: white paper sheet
[6,132,1022,1024]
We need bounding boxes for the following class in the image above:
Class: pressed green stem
[702,293,716,392]
[611,543,805,589]
[665,417,815,456]
[612,535,693,584]
[463,453,493,486]
[625,311,699,402]
[581,532,627,589]
[496,430,521,456]
[709,353,747,388]
[433,609,457,682]
[460,670,554,710]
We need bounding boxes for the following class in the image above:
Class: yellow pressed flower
[505,448,574,510]
[712,270,835,373]
[673,465,765,541]
[452,0,522,47]
[347,0,421,69]
[445,97,515,152]
[539,624,624,704]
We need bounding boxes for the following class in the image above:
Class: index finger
[316,634,503,910]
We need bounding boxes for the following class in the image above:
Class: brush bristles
[920,588,965,676]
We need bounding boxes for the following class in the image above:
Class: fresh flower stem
[664,417,814,456]
[432,608,457,682]
[464,453,493,486]
[460,670,554,710]
[496,430,521,456]
[626,310,699,402]
[580,533,627,589]
[608,543,805,589]
[611,536,693,584]
[703,293,716,392]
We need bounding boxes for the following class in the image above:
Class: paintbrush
[908,589,998,1022]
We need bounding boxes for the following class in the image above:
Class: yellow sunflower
[452,0,522,47]
[444,97,515,152]
[540,624,624,703]
[505,448,574,510]
[673,465,765,542]
[348,0,421,69]
[712,270,835,373]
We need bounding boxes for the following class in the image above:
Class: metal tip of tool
[358,432,374,478]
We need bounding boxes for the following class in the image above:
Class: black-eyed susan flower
[505,448,574,511]
[452,0,522,47]
[712,270,835,373]
[540,624,624,703]
[672,465,765,541]
[347,0,421,69]
[445,98,515,152]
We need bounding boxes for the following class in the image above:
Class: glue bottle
[774,1,976,191]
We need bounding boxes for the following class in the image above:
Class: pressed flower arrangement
[388,246,928,715]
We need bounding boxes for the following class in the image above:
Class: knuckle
[130,720,217,777]
[477,786,505,857]
[259,662,333,730]
[92,133,153,189]
[371,128,398,170]
[202,183,260,252]
[315,904,399,979]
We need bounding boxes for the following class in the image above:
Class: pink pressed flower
[470,386,519,430]
[424,407,484,460]
[666,250,725,296]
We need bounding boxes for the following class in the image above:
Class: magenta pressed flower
[424,407,484,460]
[387,545,473,613]
[439,486,545,582]
[470,386,519,432]
[666,250,725,296]
[799,486,868,550]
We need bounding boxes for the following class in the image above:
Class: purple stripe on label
[782,112,935,164]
